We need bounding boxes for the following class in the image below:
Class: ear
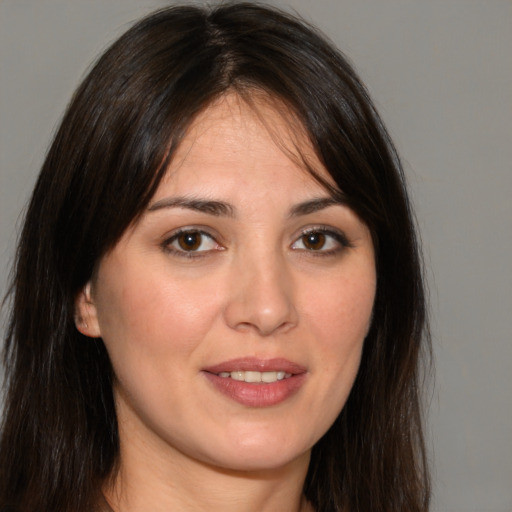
[74,282,102,338]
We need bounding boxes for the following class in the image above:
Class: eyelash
[162,228,222,259]
[162,226,352,259]
[292,226,353,257]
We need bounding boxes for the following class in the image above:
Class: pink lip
[202,357,307,408]
[203,357,307,375]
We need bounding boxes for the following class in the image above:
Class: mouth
[202,358,307,407]
[203,357,306,381]
[216,370,292,383]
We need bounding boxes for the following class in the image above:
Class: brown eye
[165,229,221,256]
[302,231,326,250]
[177,232,202,251]
[291,228,349,254]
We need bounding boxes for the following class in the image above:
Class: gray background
[1,1,511,510]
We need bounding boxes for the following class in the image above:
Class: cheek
[303,267,375,410]
[305,271,376,352]
[94,261,222,364]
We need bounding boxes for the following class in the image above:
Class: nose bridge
[223,243,298,336]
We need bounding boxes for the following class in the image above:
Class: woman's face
[77,94,376,473]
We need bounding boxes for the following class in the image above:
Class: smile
[203,358,307,407]
[217,370,292,383]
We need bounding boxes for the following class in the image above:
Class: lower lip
[203,372,307,407]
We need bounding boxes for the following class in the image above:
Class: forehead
[156,92,333,196]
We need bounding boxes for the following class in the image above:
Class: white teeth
[245,371,262,383]
[217,370,291,383]
[261,371,277,383]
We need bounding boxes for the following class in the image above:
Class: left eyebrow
[288,197,344,217]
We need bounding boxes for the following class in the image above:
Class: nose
[223,252,298,336]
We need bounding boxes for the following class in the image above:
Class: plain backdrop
[1,1,511,511]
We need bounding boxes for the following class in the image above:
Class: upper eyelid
[294,226,353,246]
[163,226,221,243]
[162,229,222,258]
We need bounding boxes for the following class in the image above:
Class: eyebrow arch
[288,197,345,217]
[148,196,235,217]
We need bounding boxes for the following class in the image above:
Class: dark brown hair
[1,3,430,511]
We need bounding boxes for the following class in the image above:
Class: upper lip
[203,357,307,375]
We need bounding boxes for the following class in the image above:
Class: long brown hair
[1,3,431,511]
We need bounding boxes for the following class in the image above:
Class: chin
[198,433,312,473]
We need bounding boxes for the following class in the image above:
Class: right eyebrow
[147,196,236,217]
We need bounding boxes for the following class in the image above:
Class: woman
[0,3,430,511]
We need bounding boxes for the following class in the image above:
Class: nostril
[224,302,298,337]
[223,260,298,335]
